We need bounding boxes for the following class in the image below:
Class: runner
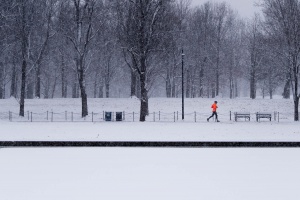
[207,101,220,122]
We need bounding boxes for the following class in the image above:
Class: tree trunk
[211,83,215,98]
[293,60,299,121]
[78,68,88,117]
[294,97,299,121]
[20,59,26,116]
[98,82,103,98]
[186,69,190,98]
[44,78,49,99]
[61,55,67,98]
[51,72,57,99]
[139,56,148,121]
[171,76,176,98]
[19,0,28,117]
[131,70,136,97]
[35,64,41,98]
[10,63,17,98]
[72,82,77,98]
[269,79,273,99]
[93,73,97,98]
[0,62,3,99]
[250,66,256,99]
[199,67,204,97]
[282,78,290,99]
[166,69,171,97]
[105,61,110,98]
[139,71,148,122]
[27,79,34,99]
[235,79,238,98]
[230,78,234,99]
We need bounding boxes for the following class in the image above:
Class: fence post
[154,112,155,122]
[230,111,231,121]
[9,111,11,122]
[92,112,94,122]
[133,112,134,122]
[103,111,104,121]
[27,111,29,121]
[159,111,160,121]
[51,112,53,122]
[177,111,178,121]
[123,111,125,121]
[195,112,196,122]
[71,112,73,122]
[47,111,48,121]
[65,111,67,121]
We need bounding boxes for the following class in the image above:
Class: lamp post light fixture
[181,49,185,120]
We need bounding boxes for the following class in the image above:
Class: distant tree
[59,0,103,117]
[212,2,230,97]
[15,0,36,116]
[33,0,57,99]
[262,0,300,121]
[115,0,174,121]
[222,12,245,99]
[245,15,265,99]
[188,2,214,98]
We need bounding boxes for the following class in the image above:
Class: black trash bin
[105,112,112,121]
[116,112,123,121]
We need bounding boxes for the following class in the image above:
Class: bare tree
[245,15,265,99]
[33,0,56,99]
[115,0,173,121]
[59,0,102,117]
[15,0,36,116]
[262,0,300,121]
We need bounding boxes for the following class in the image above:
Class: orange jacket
[211,103,218,112]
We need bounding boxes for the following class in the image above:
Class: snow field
[0,97,300,200]
[0,97,299,141]
[0,148,300,200]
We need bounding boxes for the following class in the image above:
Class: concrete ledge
[1,141,300,148]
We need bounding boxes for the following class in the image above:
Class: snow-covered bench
[234,112,250,121]
[256,112,272,122]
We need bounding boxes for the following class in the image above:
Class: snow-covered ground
[0,97,299,200]
[1,148,300,200]
[0,97,299,141]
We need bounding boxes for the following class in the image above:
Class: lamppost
[181,49,185,120]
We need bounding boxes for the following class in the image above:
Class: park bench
[256,112,272,122]
[234,112,250,121]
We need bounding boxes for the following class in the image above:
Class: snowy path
[1,121,300,142]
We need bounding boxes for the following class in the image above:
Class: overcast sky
[190,0,261,19]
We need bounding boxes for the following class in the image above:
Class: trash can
[105,112,112,121]
[116,112,123,121]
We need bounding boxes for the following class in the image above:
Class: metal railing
[0,110,296,123]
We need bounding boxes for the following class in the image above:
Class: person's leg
[207,112,214,121]
[212,112,216,121]
[215,112,220,122]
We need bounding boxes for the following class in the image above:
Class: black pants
[208,111,218,121]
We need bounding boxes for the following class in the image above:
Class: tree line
[0,0,299,121]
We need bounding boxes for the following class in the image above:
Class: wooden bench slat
[256,112,272,122]
[234,112,250,121]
